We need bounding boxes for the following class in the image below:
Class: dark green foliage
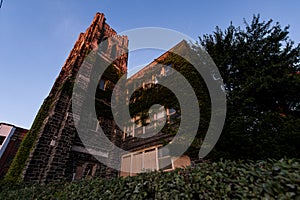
[5,96,54,182]
[199,14,300,160]
[157,53,212,159]
[1,159,299,199]
[128,52,211,159]
[61,77,75,96]
[129,84,179,120]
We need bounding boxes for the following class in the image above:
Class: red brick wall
[0,127,28,178]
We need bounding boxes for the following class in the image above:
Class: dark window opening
[99,79,106,90]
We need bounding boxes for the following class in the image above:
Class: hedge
[1,159,299,199]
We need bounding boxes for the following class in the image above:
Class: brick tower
[22,13,128,183]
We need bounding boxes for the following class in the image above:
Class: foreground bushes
[0,159,299,199]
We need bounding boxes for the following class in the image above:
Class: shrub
[1,159,299,199]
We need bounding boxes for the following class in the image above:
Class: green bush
[1,159,299,199]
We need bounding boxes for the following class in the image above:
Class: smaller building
[0,123,28,178]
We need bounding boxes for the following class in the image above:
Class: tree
[199,14,300,160]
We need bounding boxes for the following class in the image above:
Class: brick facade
[22,13,128,183]
[21,13,194,183]
[0,123,28,178]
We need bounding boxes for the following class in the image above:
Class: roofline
[0,122,29,131]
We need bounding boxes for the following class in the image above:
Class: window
[0,136,6,145]
[99,79,106,90]
[132,152,143,175]
[135,126,143,135]
[120,155,131,177]
[158,147,172,170]
[74,162,98,180]
[123,126,134,139]
[144,149,157,170]
[120,146,173,177]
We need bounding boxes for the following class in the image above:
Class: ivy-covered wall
[5,96,54,182]
[125,51,211,159]
[5,77,76,182]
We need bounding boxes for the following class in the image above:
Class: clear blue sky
[1,1,299,129]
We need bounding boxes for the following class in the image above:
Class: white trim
[0,125,15,159]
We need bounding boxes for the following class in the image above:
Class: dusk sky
[1,1,299,129]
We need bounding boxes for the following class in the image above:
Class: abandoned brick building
[7,13,207,183]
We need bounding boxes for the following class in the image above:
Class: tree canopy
[199,14,300,160]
